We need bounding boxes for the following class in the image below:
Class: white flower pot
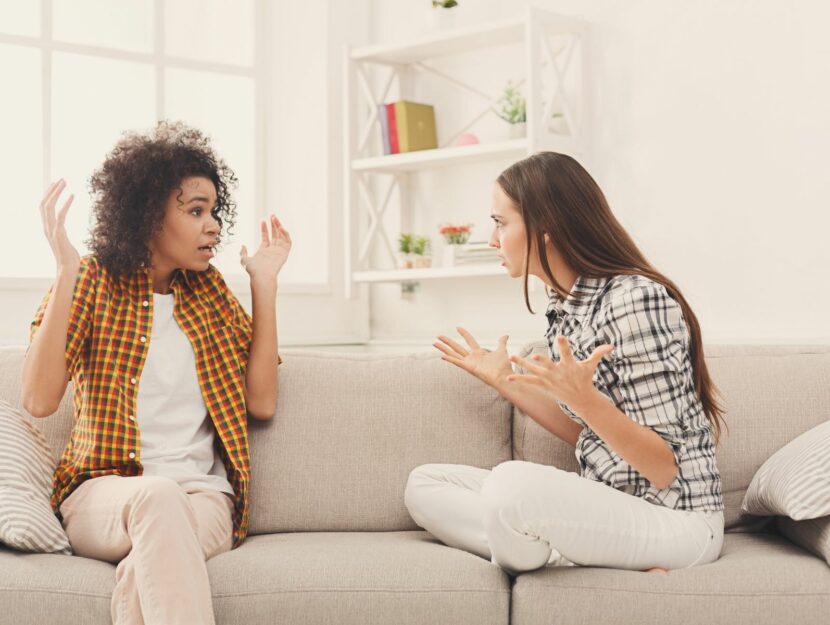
[425,7,457,31]
[509,122,527,139]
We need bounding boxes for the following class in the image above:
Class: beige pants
[59,474,235,625]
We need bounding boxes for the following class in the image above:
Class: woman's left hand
[240,214,292,281]
[507,336,614,409]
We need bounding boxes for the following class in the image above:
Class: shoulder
[596,274,685,336]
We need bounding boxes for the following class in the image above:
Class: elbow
[651,464,678,491]
[20,393,58,419]
[246,400,277,422]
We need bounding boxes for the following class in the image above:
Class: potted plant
[439,222,473,267]
[426,0,459,31]
[411,235,432,268]
[494,81,526,139]
[398,233,415,269]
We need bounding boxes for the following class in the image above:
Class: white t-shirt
[135,292,234,497]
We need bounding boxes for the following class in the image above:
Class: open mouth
[198,245,215,258]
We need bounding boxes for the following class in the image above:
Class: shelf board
[352,139,527,173]
[351,17,525,65]
[353,263,505,283]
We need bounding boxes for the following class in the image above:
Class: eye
[190,207,203,216]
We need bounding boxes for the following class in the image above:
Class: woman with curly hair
[20,120,290,624]
[405,151,726,575]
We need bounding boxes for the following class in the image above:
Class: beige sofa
[0,342,828,625]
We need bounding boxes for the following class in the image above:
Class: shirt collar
[133,265,196,293]
[545,275,611,323]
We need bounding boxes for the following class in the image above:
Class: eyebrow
[186,195,214,204]
[490,214,503,220]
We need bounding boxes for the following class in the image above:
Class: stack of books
[445,241,501,266]
[378,100,438,155]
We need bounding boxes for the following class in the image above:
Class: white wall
[365,0,830,347]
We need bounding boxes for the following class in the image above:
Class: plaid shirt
[29,254,256,548]
[545,274,723,512]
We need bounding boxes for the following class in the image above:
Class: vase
[442,246,457,268]
[509,122,527,139]
[425,7,457,31]
[413,256,432,269]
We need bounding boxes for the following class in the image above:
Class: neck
[148,262,174,295]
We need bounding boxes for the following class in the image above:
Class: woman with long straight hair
[405,151,726,574]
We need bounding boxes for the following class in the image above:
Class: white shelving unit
[343,7,590,297]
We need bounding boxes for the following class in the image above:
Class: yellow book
[394,101,438,153]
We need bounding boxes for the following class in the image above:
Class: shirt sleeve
[211,269,282,368]
[28,255,96,377]
[597,280,689,466]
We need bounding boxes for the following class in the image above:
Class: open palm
[240,214,291,280]
[434,327,513,388]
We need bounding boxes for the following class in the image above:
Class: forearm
[495,378,582,447]
[244,276,279,420]
[569,390,678,489]
[21,264,78,417]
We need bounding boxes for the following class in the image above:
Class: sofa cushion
[777,515,830,566]
[210,531,509,625]
[0,399,71,555]
[0,532,510,625]
[247,350,512,533]
[742,419,830,520]
[513,342,830,532]
[510,532,830,625]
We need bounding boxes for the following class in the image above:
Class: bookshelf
[343,7,590,297]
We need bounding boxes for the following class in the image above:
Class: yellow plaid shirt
[29,254,261,549]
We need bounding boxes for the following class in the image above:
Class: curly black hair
[85,120,238,278]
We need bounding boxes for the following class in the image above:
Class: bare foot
[645,567,668,574]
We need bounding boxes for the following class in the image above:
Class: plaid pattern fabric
[29,255,257,548]
[545,274,723,512]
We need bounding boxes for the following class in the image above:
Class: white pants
[404,460,723,574]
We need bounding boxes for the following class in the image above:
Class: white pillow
[741,419,830,520]
[0,398,72,554]
[777,516,830,567]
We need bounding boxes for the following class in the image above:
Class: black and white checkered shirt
[545,274,723,512]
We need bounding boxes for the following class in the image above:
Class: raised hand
[39,179,79,270]
[434,327,513,389]
[507,335,614,409]
[240,214,292,281]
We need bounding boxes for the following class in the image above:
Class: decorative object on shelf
[439,223,473,245]
[426,0,459,31]
[442,239,500,267]
[378,101,438,155]
[398,233,432,269]
[494,81,526,139]
[454,133,480,146]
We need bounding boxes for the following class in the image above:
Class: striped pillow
[0,399,71,554]
[741,419,830,520]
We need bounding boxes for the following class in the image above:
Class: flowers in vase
[439,223,473,245]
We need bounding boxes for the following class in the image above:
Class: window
[0,0,261,283]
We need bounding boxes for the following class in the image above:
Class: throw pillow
[777,515,830,566]
[0,398,71,554]
[741,419,830,520]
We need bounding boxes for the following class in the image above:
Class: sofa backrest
[0,347,513,534]
[513,341,830,531]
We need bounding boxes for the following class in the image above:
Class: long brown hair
[497,152,727,443]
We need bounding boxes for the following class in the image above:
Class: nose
[488,225,500,249]
[205,215,220,235]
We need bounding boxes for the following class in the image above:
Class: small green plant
[411,236,431,256]
[398,233,414,254]
[494,81,526,124]
[432,0,458,8]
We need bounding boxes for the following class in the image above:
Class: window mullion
[41,0,53,190]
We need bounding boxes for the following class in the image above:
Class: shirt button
[140,336,146,343]
[128,452,135,459]
[130,377,137,384]
[129,414,135,421]
[142,300,149,307]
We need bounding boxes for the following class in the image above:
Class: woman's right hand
[40,179,79,270]
[434,327,514,389]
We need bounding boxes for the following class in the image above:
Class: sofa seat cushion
[0,532,510,625]
[209,531,510,625]
[511,533,830,625]
[0,546,113,624]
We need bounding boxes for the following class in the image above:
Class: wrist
[567,387,605,418]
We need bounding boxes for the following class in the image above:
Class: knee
[404,464,440,517]
[130,476,188,509]
[480,461,534,511]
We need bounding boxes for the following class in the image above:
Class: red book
[386,103,399,154]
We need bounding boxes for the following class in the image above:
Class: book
[385,103,399,154]
[377,104,391,155]
[393,101,437,153]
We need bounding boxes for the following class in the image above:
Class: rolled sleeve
[599,282,689,465]
[28,256,96,377]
